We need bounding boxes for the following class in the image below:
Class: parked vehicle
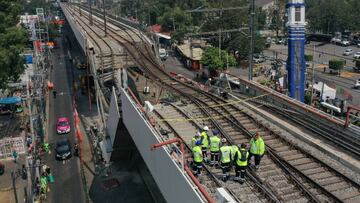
[343,49,353,56]
[354,79,360,89]
[253,54,265,63]
[331,37,341,44]
[354,52,360,59]
[159,48,168,61]
[340,39,350,46]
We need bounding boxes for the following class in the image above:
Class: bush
[329,59,345,70]
[305,54,313,62]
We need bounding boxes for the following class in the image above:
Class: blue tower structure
[286,0,306,102]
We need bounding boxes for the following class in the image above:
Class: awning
[155,32,171,40]
[0,97,22,104]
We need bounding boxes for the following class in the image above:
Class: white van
[159,48,168,61]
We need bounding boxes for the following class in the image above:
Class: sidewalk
[0,155,27,203]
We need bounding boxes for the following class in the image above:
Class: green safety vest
[192,146,203,163]
[41,177,47,187]
[230,145,239,160]
[209,136,220,152]
[191,137,200,149]
[201,131,209,148]
[220,146,231,164]
[250,137,265,155]
[236,149,249,166]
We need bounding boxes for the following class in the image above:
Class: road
[43,29,85,203]
[264,42,360,106]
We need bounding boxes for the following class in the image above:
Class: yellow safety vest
[191,137,200,149]
[236,149,249,166]
[201,131,209,148]
[210,136,220,152]
[230,145,239,160]
[220,146,231,163]
[250,137,265,155]
[193,146,203,163]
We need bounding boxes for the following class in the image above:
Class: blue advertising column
[286,0,306,102]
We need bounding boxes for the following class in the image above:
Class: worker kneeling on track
[234,143,249,184]
[209,130,221,167]
[192,141,203,176]
[219,138,231,182]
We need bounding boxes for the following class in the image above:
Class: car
[343,49,353,56]
[253,54,265,63]
[340,39,350,46]
[357,43,360,48]
[55,139,72,160]
[354,52,360,59]
[56,117,70,134]
[354,79,360,89]
[331,37,341,44]
[159,48,168,61]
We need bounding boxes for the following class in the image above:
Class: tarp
[312,82,336,100]
[0,97,22,104]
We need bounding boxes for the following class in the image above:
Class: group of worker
[191,126,265,183]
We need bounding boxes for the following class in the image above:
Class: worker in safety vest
[200,126,210,163]
[219,138,231,181]
[192,141,203,176]
[248,132,265,169]
[230,144,239,162]
[234,143,249,183]
[191,132,201,150]
[209,130,221,166]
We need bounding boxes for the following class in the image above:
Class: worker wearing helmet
[219,138,231,182]
[234,143,249,184]
[200,126,210,163]
[209,130,221,166]
[248,132,265,169]
[191,132,201,150]
[192,141,203,176]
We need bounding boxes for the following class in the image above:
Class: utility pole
[11,172,19,203]
[248,0,255,80]
[103,0,107,36]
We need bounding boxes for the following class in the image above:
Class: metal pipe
[150,138,215,203]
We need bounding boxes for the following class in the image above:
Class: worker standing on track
[192,141,203,176]
[230,144,239,162]
[200,126,210,163]
[219,138,231,182]
[234,143,249,184]
[209,130,221,167]
[248,132,265,169]
[191,132,201,150]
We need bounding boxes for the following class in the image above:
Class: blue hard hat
[196,140,202,146]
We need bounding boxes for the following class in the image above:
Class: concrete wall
[60,3,86,52]
[120,88,204,203]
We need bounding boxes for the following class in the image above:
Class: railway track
[64,4,360,202]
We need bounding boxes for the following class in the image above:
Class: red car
[56,117,70,134]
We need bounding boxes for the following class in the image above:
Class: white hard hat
[203,126,209,131]
[221,138,227,143]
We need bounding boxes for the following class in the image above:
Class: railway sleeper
[281,191,306,203]
[273,145,292,153]
[287,157,313,166]
[334,188,360,201]
[308,171,334,180]
[326,182,351,192]
[301,167,326,176]
[283,153,305,161]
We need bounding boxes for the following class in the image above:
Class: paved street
[264,42,360,106]
[42,30,85,203]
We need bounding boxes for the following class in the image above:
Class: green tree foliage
[201,46,236,71]
[306,0,360,33]
[305,54,313,62]
[329,59,345,70]
[226,34,265,59]
[0,0,27,89]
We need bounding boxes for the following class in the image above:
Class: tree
[226,33,265,59]
[329,59,345,75]
[0,0,27,89]
[305,54,313,62]
[201,46,236,71]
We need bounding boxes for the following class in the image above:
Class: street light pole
[89,0,93,26]
[103,0,107,36]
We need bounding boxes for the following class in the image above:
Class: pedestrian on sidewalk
[53,90,57,98]
[74,143,79,157]
[43,142,51,154]
[12,150,18,163]
[34,177,40,196]
[248,133,265,169]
